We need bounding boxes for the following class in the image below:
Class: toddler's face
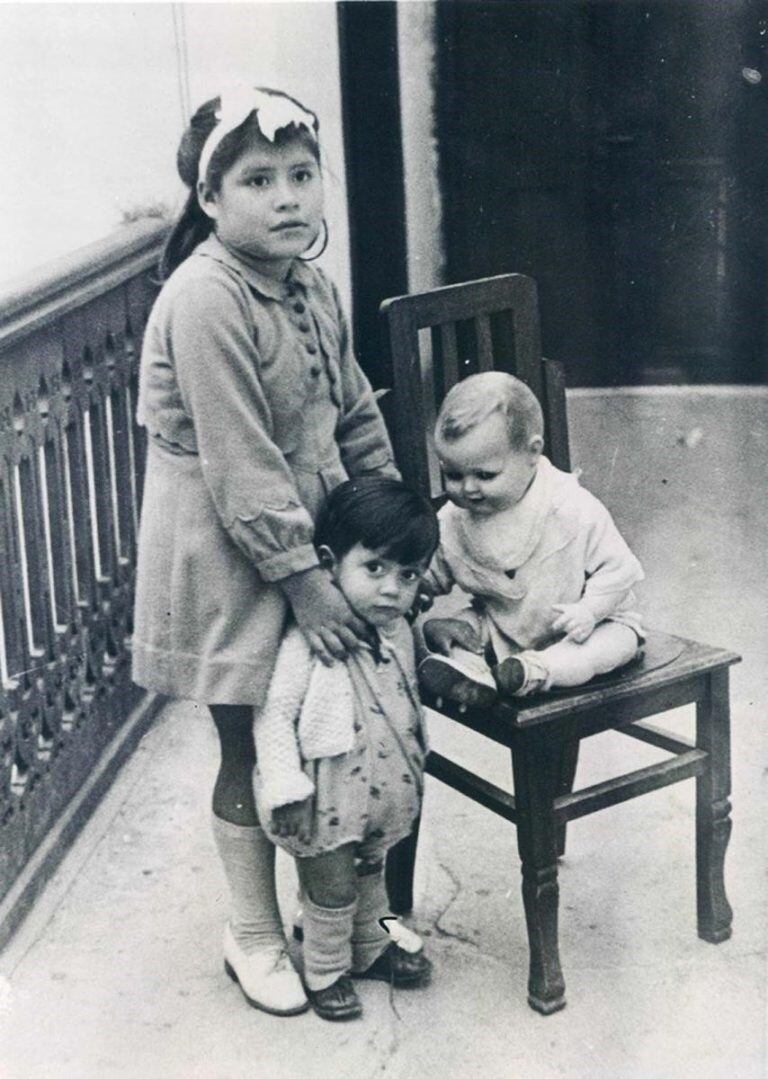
[334,544,427,628]
[436,412,541,517]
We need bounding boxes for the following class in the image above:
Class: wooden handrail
[0,219,168,351]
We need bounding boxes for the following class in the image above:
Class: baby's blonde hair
[436,371,544,451]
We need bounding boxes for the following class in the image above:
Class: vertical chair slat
[475,314,493,371]
[543,359,571,472]
[509,276,544,405]
[439,321,459,394]
[381,299,431,495]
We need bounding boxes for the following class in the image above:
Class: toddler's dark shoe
[354,942,432,988]
[306,975,363,1021]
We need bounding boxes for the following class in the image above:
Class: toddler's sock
[211,814,285,953]
[301,892,356,991]
[350,862,392,973]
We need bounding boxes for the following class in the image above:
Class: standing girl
[132,87,399,1017]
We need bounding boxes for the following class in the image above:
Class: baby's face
[335,544,427,627]
[436,413,541,517]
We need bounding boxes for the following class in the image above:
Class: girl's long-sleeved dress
[132,236,397,705]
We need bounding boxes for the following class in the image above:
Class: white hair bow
[197,88,317,183]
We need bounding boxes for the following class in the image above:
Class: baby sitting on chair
[418,371,644,705]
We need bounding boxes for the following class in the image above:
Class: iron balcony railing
[0,220,166,912]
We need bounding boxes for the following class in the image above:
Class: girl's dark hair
[159,88,321,280]
[315,477,439,566]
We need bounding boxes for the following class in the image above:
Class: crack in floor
[430,860,480,948]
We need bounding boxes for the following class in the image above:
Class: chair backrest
[380,273,570,498]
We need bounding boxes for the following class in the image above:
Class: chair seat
[420,630,739,733]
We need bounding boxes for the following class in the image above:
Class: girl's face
[333,544,428,628]
[198,132,323,275]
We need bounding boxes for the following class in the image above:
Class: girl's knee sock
[351,863,391,973]
[211,814,285,953]
[302,893,356,991]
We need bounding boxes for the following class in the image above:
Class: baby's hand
[271,800,314,844]
[552,603,596,644]
[408,579,435,622]
[423,617,484,655]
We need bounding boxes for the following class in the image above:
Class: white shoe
[418,647,498,706]
[223,924,309,1016]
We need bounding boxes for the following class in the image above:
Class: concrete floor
[1,388,765,1078]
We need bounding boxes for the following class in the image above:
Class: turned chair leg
[696,668,734,943]
[555,739,580,858]
[511,732,566,1014]
[385,815,421,915]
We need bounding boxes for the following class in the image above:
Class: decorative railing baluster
[0,221,166,907]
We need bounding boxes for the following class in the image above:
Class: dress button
[305,343,318,355]
[293,301,306,314]
[309,365,321,377]
[298,321,311,333]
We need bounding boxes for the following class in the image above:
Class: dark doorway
[436,1,768,386]
[337,0,409,391]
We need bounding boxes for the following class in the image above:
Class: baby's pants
[528,621,639,689]
[458,606,640,690]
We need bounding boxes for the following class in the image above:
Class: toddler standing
[132,87,399,1017]
[254,477,438,1021]
[419,372,644,704]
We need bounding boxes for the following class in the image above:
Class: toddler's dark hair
[160,88,320,280]
[315,477,439,567]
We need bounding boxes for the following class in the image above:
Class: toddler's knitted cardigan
[254,626,358,811]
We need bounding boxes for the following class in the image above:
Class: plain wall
[0,2,351,309]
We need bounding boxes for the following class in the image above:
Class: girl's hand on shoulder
[272,800,313,844]
[280,567,371,665]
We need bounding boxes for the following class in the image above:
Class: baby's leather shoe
[494,652,549,697]
[418,648,498,707]
[223,924,309,1016]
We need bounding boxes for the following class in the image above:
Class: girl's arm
[171,272,318,580]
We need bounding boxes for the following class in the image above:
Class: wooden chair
[379,274,739,1014]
